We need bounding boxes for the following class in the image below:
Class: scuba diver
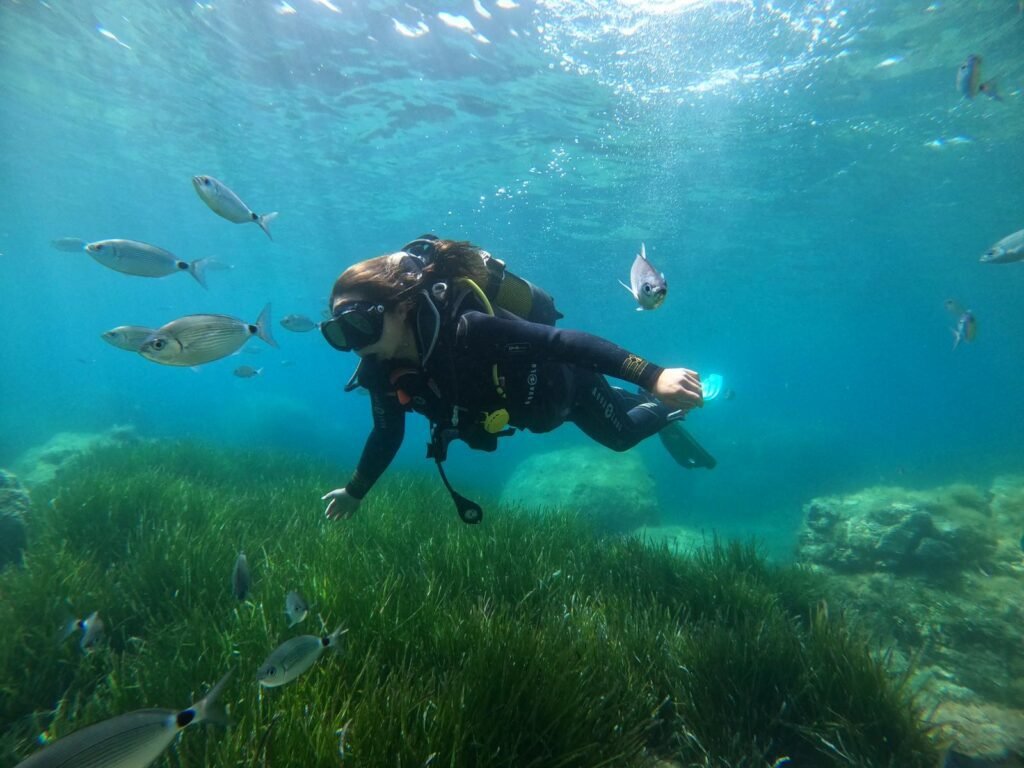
[320,236,716,524]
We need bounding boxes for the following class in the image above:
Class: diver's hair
[331,239,489,309]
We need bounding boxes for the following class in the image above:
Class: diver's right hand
[321,488,361,521]
[654,367,704,413]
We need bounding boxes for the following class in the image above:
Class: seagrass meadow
[0,442,938,767]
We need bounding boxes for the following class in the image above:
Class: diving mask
[321,301,387,352]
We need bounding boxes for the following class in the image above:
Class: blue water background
[1,1,1022,553]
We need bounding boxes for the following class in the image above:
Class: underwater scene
[1,0,1023,765]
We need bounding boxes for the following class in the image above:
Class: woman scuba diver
[320,236,715,524]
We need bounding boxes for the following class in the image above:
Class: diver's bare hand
[654,367,704,412]
[321,488,361,521]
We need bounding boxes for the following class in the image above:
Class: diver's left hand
[654,367,704,413]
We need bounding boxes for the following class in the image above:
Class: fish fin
[980,79,1002,101]
[190,257,210,289]
[635,306,644,312]
[257,211,278,240]
[255,303,278,348]
[190,366,203,373]
[193,671,233,727]
[618,280,638,300]
[639,242,648,261]
[205,258,234,271]
[327,625,348,652]
[950,328,960,350]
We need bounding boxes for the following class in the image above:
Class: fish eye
[151,339,165,350]
[642,284,653,294]
[203,177,211,186]
[93,244,103,251]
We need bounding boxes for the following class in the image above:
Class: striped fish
[85,240,211,288]
[14,673,230,768]
[139,304,276,367]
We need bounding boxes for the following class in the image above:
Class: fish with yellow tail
[957,55,1001,100]
[944,299,977,350]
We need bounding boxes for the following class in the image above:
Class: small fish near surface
[138,304,277,367]
[14,672,230,768]
[285,590,309,627]
[619,242,668,311]
[956,54,1001,100]
[980,228,1024,264]
[944,299,977,350]
[233,365,263,378]
[101,325,158,352]
[50,237,87,252]
[85,239,212,288]
[280,314,319,333]
[256,625,346,688]
[192,175,278,240]
[232,551,250,601]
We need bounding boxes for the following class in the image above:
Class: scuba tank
[402,235,563,327]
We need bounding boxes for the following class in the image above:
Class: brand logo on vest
[590,386,622,432]
[524,363,538,405]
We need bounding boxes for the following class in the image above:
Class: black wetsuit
[344,302,677,500]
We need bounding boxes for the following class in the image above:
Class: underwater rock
[797,486,997,576]
[0,468,30,569]
[500,445,658,534]
[932,699,1024,764]
[796,477,1024,763]
[14,424,141,487]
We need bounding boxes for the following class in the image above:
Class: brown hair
[330,239,489,311]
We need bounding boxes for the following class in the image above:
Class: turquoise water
[1,0,1022,549]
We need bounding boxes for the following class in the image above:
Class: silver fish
[60,611,105,652]
[285,590,309,627]
[102,326,158,352]
[956,54,1000,100]
[233,365,263,378]
[945,299,977,350]
[51,237,87,252]
[619,242,667,311]
[84,240,210,288]
[139,304,277,367]
[280,314,318,333]
[232,552,250,601]
[15,672,230,768]
[78,611,104,652]
[192,175,277,240]
[256,626,345,688]
[980,228,1024,264]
